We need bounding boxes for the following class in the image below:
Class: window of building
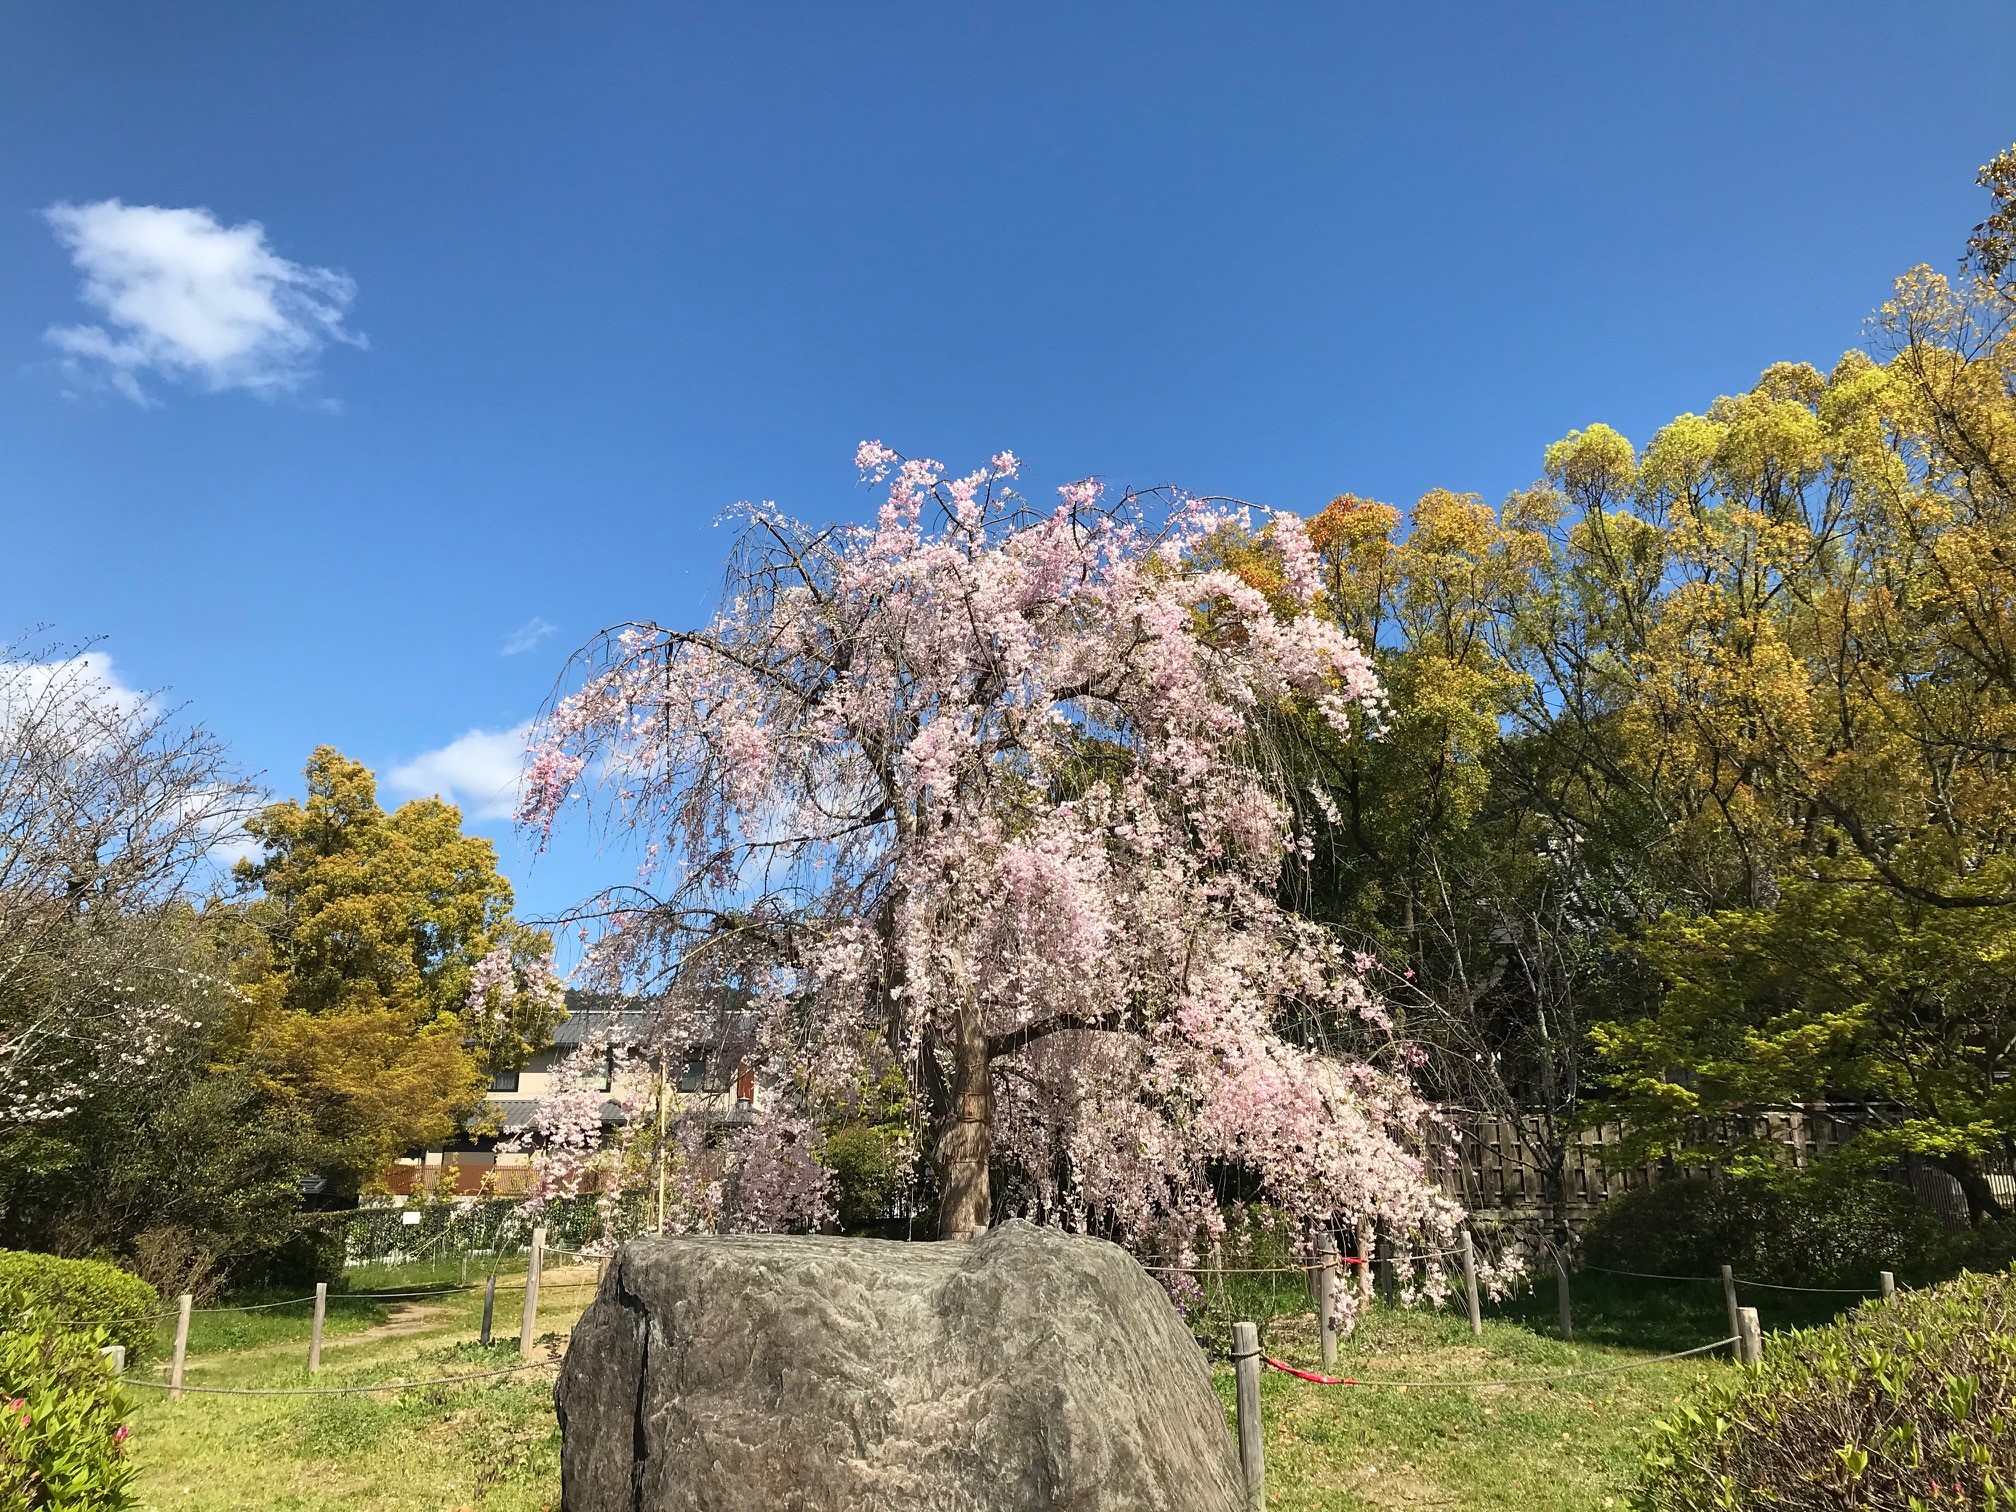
[490,1068,520,1093]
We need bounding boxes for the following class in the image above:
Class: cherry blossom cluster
[518,444,1476,1266]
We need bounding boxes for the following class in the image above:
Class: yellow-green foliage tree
[226,747,563,1193]
[1560,147,2016,1218]
[1211,145,2016,1226]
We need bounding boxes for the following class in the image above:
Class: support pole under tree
[1880,1270,1896,1300]
[1317,1234,1338,1368]
[519,1226,546,1361]
[1553,1244,1572,1341]
[1721,1264,1742,1358]
[1460,1228,1482,1337]
[655,1052,669,1236]
[480,1273,497,1346]
[1231,1320,1265,1512]
[1737,1305,1762,1366]
[308,1282,327,1374]
[169,1294,191,1402]
[1354,1217,1374,1301]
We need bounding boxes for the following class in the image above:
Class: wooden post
[1880,1270,1896,1300]
[1316,1234,1338,1368]
[1459,1228,1482,1337]
[654,1055,670,1236]
[1376,1226,1395,1303]
[1721,1264,1742,1358]
[1737,1305,1762,1366]
[1354,1217,1374,1300]
[99,1344,126,1375]
[1553,1245,1572,1341]
[480,1273,497,1346]
[169,1293,192,1401]
[308,1282,327,1374]
[1231,1320,1265,1512]
[519,1225,546,1360]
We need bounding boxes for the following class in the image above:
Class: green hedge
[1635,1267,2016,1510]
[0,1325,134,1512]
[1582,1171,1952,1289]
[0,1254,159,1365]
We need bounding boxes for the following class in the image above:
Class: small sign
[401,1210,422,1226]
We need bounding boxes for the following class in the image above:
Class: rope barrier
[120,1359,559,1397]
[1142,1264,1323,1276]
[1580,1265,1720,1284]
[1579,1264,1882,1295]
[1726,1277,1881,1295]
[1259,1335,1739,1389]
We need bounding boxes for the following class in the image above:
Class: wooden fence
[1424,1107,1964,1228]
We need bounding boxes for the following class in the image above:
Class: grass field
[116,1263,1849,1511]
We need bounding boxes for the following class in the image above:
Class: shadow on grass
[1483,1269,1862,1353]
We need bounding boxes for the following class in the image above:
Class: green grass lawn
[116,1263,1853,1511]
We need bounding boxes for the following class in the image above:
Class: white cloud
[500,617,558,657]
[42,199,363,404]
[388,725,530,822]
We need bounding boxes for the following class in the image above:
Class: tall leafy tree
[229,747,562,1191]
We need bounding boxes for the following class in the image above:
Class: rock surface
[555,1219,1244,1511]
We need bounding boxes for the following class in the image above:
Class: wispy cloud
[42,199,363,405]
[500,617,558,657]
[387,725,530,822]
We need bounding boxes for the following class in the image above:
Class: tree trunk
[1935,1153,2010,1225]
[933,1003,994,1240]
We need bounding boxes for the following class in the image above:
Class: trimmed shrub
[0,1324,134,1512]
[1635,1267,2016,1510]
[0,1254,158,1365]
[1582,1171,1951,1289]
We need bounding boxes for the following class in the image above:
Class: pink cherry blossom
[519,443,1478,1273]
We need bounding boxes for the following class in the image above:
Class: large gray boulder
[555,1219,1244,1511]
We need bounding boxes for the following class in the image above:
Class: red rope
[1263,1356,1359,1386]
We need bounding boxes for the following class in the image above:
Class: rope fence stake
[1737,1306,1762,1367]
[1880,1270,1896,1300]
[1231,1320,1264,1512]
[1553,1245,1572,1342]
[1721,1265,1741,1361]
[519,1225,546,1361]
[1459,1229,1481,1338]
[169,1294,191,1402]
[1316,1234,1338,1368]
[480,1273,497,1347]
[308,1283,326,1374]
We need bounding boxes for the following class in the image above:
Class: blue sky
[1,4,2011,925]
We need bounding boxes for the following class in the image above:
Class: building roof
[491,1096,632,1132]
[552,988,754,1048]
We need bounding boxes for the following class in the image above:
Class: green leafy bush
[0,1253,159,1365]
[1636,1267,2016,1510]
[1582,1171,1951,1288]
[0,1324,134,1512]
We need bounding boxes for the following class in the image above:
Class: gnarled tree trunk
[933,1001,994,1239]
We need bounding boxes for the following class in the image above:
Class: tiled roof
[490,1097,631,1131]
